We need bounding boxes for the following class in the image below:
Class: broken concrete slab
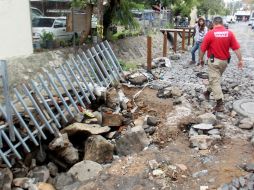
[61,123,111,135]
[116,126,150,156]
[48,133,79,164]
[84,135,114,164]
[192,123,214,130]
[68,160,103,181]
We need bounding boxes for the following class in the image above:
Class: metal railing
[0,41,124,167]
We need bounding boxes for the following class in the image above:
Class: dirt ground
[87,86,254,190]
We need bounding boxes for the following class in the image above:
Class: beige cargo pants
[207,58,228,100]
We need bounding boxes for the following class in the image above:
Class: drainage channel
[0,41,124,167]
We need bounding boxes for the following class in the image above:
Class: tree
[197,0,228,18]
[103,0,139,38]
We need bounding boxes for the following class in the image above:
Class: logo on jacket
[214,31,229,38]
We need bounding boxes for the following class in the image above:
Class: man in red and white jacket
[199,16,244,112]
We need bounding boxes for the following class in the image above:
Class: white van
[225,15,236,23]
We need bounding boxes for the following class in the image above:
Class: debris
[152,57,171,68]
[197,113,217,125]
[147,116,158,126]
[157,86,182,98]
[169,53,181,60]
[53,173,78,190]
[243,163,254,172]
[37,182,56,190]
[192,170,208,178]
[48,133,79,164]
[238,117,254,129]
[127,72,148,85]
[68,160,103,181]
[84,135,114,164]
[207,129,220,135]
[189,135,213,150]
[102,112,123,127]
[13,177,34,189]
[0,168,13,190]
[200,186,209,190]
[148,160,159,170]
[175,164,188,171]
[27,166,50,183]
[106,87,120,110]
[192,123,214,130]
[93,111,103,125]
[47,162,58,177]
[152,169,164,176]
[116,126,150,156]
[61,123,111,135]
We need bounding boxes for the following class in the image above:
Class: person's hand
[237,60,244,70]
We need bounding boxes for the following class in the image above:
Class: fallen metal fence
[0,41,124,167]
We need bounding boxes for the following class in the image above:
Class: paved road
[229,22,254,59]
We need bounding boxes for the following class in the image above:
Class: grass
[119,60,138,71]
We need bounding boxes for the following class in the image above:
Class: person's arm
[234,49,244,69]
[230,32,243,69]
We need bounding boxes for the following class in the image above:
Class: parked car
[32,17,75,43]
[31,7,43,20]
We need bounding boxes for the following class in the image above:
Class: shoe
[189,61,196,65]
[203,91,211,100]
[213,99,224,112]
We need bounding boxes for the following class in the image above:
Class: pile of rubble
[0,83,162,190]
[218,163,254,190]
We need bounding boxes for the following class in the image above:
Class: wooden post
[147,36,152,71]
[163,32,167,57]
[173,31,177,53]
[188,28,191,46]
[182,29,185,51]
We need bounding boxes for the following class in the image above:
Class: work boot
[213,99,224,112]
[203,90,211,100]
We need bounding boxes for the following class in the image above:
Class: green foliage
[197,0,227,17]
[111,1,140,28]
[40,31,54,42]
[71,0,87,8]
[172,0,199,16]
[119,60,138,71]
[109,28,142,41]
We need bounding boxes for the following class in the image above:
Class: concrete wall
[0,0,33,59]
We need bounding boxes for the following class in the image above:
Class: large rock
[197,113,217,125]
[61,123,110,135]
[68,160,103,181]
[84,135,114,164]
[116,126,150,156]
[147,116,158,126]
[0,168,13,190]
[106,87,119,109]
[54,173,78,190]
[189,135,213,150]
[157,86,182,98]
[238,118,254,129]
[27,166,50,183]
[127,72,148,85]
[49,133,79,164]
[102,113,123,127]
